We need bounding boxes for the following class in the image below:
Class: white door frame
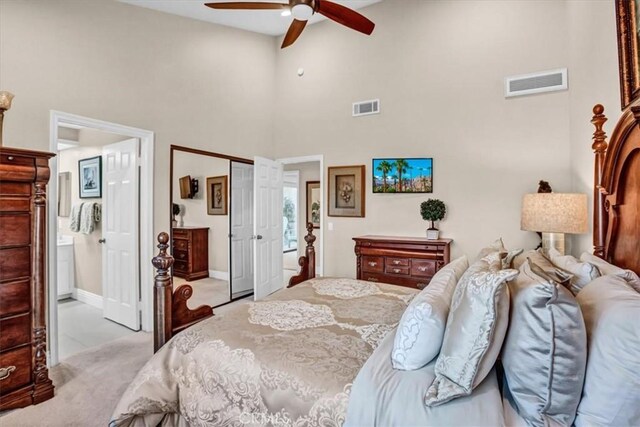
[277,155,324,277]
[48,111,154,366]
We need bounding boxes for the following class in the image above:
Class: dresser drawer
[0,280,30,318]
[173,229,189,238]
[173,260,188,273]
[0,346,32,394]
[411,259,436,278]
[385,265,410,276]
[0,197,30,212]
[0,314,31,351]
[0,247,30,282]
[173,249,189,263]
[0,215,30,247]
[362,256,384,273]
[173,239,189,252]
[0,182,31,197]
[386,257,409,267]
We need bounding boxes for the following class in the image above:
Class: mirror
[58,171,71,217]
[170,146,254,309]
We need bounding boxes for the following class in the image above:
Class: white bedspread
[345,330,505,427]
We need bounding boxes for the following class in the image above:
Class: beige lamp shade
[521,193,588,234]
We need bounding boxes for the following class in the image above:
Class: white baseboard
[73,288,103,310]
[209,270,229,281]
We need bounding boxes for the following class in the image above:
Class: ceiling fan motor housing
[290,0,317,20]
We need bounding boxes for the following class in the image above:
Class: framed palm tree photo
[372,158,433,193]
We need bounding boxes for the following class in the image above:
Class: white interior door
[230,162,254,297]
[253,157,283,300]
[102,138,140,330]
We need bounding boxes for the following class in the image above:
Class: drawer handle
[7,156,14,161]
[418,266,429,272]
[0,366,16,381]
[367,277,379,282]
[392,268,402,274]
[393,260,401,265]
[368,262,377,267]
[179,253,186,259]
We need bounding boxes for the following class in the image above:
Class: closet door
[230,162,253,297]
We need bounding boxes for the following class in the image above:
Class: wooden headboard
[591,103,640,275]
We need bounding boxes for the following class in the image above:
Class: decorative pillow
[547,248,601,294]
[501,260,587,427]
[574,275,640,426]
[424,252,517,406]
[475,238,506,261]
[579,252,640,292]
[516,249,574,290]
[391,256,469,370]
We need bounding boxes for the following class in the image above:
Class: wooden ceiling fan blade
[316,0,375,35]
[281,19,307,48]
[205,2,288,10]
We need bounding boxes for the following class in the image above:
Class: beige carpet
[0,332,153,427]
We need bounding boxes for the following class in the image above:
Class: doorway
[48,111,154,366]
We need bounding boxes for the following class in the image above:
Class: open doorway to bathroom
[48,111,154,366]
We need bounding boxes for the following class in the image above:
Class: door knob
[251,235,263,240]
[98,238,106,244]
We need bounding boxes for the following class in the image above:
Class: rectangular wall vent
[505,68,567,98]
[353,99,380,117]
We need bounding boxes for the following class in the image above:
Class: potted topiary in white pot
[420,199,446,240]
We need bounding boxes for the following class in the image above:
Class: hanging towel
[79,202,100,235]
[69,202,84,232]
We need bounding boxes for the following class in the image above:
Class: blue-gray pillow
[501,260,586,427]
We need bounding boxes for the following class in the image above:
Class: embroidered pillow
[502,260,587,426]
[391,256,469,370]
[575,275,640,426]
[547,248,601,294]
[474,238,506,261]
[579,252,640,292]
[424,252,517,406]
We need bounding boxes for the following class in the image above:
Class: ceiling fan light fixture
[291,4,313,21]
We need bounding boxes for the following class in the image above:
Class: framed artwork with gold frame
[328,165,365,217]
[616,0,640,109]
[206,175,228,215]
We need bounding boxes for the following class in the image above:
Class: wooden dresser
[353,235,452,290]
[172,227,209,281]
[0,147,55,410]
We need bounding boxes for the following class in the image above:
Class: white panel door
[102,138,140,330]
[230,162,254,297]
[253,157,283,300]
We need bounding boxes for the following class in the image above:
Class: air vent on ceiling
[505,68,568,98]
[353,99,380,117]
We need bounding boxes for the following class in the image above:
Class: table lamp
[521,193,588,256]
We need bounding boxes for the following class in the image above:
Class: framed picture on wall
[78,156,102,198]
[616,0,640,108]
[372,158,433,193]
[328,165,365,217]
[206,175,228,215]
[306,181,321,228]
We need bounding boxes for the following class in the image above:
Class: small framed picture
[328,165,365,217]
[306,181,321,228]
[78,156,102,198]
[207,175,228,215]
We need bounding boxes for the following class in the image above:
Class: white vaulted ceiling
[118,0,382,36]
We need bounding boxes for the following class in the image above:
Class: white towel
[69,202,84,232]
[79,202,101,234]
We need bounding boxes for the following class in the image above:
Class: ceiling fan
[204,0,375,48]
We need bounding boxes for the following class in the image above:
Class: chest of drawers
[172,227,209,281]
[0,147,55,410]
[353,235,452,290]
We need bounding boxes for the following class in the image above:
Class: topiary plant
[420,199,446,230]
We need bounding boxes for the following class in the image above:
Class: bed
[110,102,639,426]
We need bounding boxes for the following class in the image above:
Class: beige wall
[273,0,578,277]
[0,0,276,260]
[172,150,230,274]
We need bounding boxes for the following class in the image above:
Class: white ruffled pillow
[579,252,640,292]
[391,256,469,371]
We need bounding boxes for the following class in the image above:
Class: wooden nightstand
[172,227,209,281]
[353,235,452,290]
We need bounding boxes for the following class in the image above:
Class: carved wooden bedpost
[288,223,317,287]
[591,104,608,259]
[152,232,174,352]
